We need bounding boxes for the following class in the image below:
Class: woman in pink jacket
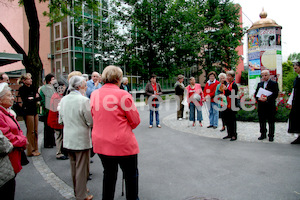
[186,77,204,127]
[90,65,140,200]
[0,83,27,198]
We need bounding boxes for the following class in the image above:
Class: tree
[0,0,99,88]
[288,53,300,62]
[199,0,245,77]
[111,0,245,81]
[111,0,206,80]
[282,60,297,93]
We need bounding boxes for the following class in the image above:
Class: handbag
[21,150,29,166]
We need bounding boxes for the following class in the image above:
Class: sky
[232,0,299,62]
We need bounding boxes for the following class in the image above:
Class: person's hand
[36,93,40,98]
[94,81,99,87]
[287,104,292,109]
[258,95,267,102]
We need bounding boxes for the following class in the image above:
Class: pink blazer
[0,106,27,174]
[186,84,204,106]
[90,83,140,156]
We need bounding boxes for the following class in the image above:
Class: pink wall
[235,4,244,84]
[0,0,51,77]
[0,1,25,72]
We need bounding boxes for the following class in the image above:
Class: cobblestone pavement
[163,111,297,144]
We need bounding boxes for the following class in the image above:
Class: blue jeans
[189,102,203,122]
[150,103,160,126]
[208,102,219,127]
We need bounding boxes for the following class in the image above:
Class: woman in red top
[0,83,27,198]
[145,74,162,128]
[203,71,220,129]
[186,77,204,127]
[48,81,68,160]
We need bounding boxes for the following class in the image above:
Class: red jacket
[204,80,220,103]
[48,93,64,129]
[0,106,27,174]
[90,84,140,156]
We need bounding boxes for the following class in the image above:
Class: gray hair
[218,73,226,79]
[226,70,235,77]
[122,77,128,83]
[0,83,11,98]
[82,74,89,81]
[68,76,86,92]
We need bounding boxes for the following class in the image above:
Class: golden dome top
[248,8,282,31]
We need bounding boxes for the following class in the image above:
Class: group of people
[174,65,300,143]
[175,70,239,141]
[1,61,299,199]
[0,67,140,200]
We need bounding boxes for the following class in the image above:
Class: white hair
[261,70,270,75]
[0,83,11,98]
[122,77,128,83]
[218,73,226,79]
[82,74,89,81]
[68,76,86,92]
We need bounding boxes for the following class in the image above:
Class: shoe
[291,137,300,144]
[269,137,274,142]
[220,127,225,132]
[213,126,217,129]
[230,137,237,141]
[178,118,182,121]
[32,151,41,156]
[56,155,69,160]
[192,122,195,127]
[90,160,94,163]
[149,125,153,128]
[157,125,161,128]
[207,125,213,128]
[199,122,203,127]
[87,175,92,181]
[223,136,231,139]
[84,195,93,200]
[258,136,266,140]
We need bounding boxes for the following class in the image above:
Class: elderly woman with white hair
[215,73,228,132]
[0,83,27,198]
[91,65,140,200]
[59,76,93,200]
[120,77,130,92]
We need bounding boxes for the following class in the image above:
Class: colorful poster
[259,27,278,51]
[249,59,260,72]
[248,29,259,52]
[276,28,281,46]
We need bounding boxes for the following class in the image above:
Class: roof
[248,8,282,31]
[0,52,23,66]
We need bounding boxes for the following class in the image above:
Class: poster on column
[260,50,277,81]
[259,27,278,51]
[248,51,261,95]
[248,29,259,52]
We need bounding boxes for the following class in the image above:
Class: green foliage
[240,70,248,85]
[111,0,245,81]
[282,60,297,93]
[43,0,101,26]
[288,52,300,62]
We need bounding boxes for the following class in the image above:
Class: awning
[0,52,23,66]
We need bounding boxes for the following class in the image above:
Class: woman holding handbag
[186,77,204,127]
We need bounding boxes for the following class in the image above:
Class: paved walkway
[163,112,297,144]
[15,101,300,200]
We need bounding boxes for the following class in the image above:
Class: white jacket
[59,91,93,150]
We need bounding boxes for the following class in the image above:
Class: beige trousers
[68,149,90,200]
[25,115,39,156]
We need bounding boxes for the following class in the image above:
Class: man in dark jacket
[175,75,185,120]
[254,70,279,142]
